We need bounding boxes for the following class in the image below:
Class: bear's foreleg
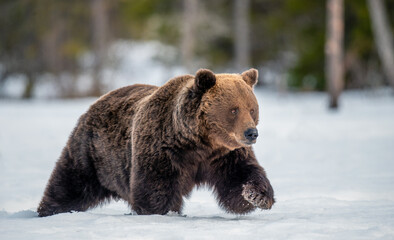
[37,148,115,217]
[129,161,183,215]
[209,148,275,214]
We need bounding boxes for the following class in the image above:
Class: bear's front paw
[242,181,275,210]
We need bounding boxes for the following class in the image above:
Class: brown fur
[37,69,274,217]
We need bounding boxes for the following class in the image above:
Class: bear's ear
[195,69,216,93]
[241,68,258,87]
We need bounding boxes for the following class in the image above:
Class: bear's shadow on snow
[0,210,270,223]
[122,211,266,222]
[0,210,38,219]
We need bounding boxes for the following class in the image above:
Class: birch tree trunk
[90,0,108,96]
[325,0,344,109]
[234,0,251,71]
[181,0,198,72]
[367,0,394,89]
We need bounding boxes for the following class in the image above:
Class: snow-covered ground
[1,89,394,239]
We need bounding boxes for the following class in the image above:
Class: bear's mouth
[239,139,257,146]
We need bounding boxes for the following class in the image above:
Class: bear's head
[195,68,259,151]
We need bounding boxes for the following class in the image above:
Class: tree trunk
[42,3,64,74]
[22,73,35,99]
[181,0,198,72]
[234,0,250,71]
[367,0,394,89]
[325,0,344,109]
[90,0,108,96]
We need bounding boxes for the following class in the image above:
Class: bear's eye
[250,109,255,115]
[231,108,239,115]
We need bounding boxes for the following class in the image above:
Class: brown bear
[37,68,275,217]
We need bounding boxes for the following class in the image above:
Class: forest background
[0,0,393,108]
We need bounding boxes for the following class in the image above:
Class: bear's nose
[244,128,258,142]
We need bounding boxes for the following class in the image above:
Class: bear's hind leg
[37,150,115,217]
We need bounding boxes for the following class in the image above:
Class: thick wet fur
[37,69,275,217]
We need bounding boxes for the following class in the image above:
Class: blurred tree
[251,0,327,90]
[234,0,251,71]
[326,0,344,109]
[116,0,180,43]
[343,0,373,89]
[0,0,45,98]
[367,0,394,90]
[181,0,198,71]
[252,0,393,91]
[0,0,91,98]
[90,0,109,96]
[42,1,90,98]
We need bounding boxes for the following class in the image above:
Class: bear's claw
[242,182,274,210]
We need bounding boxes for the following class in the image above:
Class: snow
[1,89,394,239]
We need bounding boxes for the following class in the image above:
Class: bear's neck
[172,81,203,144]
